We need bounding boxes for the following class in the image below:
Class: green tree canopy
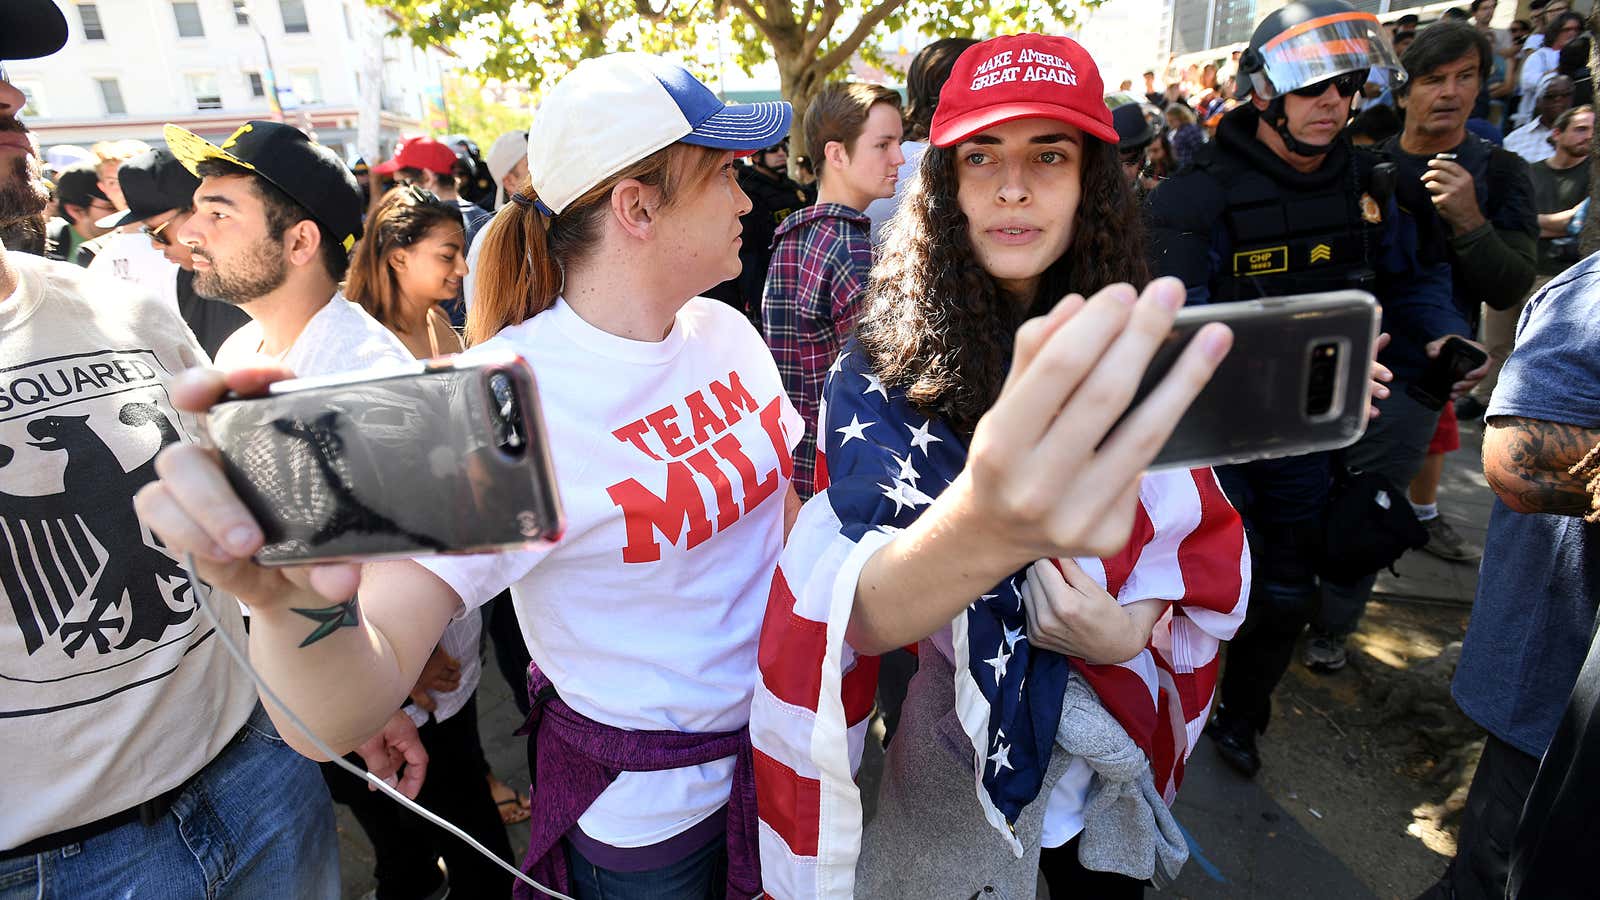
[381,0,1103,168]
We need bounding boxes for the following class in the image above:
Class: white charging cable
[179,553,576,900]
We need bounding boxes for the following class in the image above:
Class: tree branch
[800,0,841,60]
[816,0,903,72]
[727,0,771,29]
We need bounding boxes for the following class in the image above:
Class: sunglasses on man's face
[142,213,181,247]
[1289,70,1368,99]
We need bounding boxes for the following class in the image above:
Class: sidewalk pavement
[337,419,1493,899]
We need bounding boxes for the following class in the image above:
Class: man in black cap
[102,148,249,356]
[0,3,421,896]
[44,163,113,264]
[1111,101,1159,198]
[164,120,412,374]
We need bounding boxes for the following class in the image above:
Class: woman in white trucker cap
[136,50,1231,900]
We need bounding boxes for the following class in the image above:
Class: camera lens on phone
[1306,342,1339,417]
[488,372,526,456]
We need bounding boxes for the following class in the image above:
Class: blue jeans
[0,704,338,900]
[564,834,726,900]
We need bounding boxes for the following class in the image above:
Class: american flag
[750,342,1249,899]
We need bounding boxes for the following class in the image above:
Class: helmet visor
[1249,12,1405,99]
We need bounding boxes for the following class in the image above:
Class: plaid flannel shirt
[761,202,873,500]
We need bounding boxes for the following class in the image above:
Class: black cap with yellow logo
[164,120,363,256]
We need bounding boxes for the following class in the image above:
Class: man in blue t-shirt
[1425,251,1600,900]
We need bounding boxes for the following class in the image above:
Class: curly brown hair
[857,136,1150,436]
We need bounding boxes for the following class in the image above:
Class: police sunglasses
[1289,69,1369,99]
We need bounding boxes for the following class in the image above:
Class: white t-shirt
[1518,47,1562,124]
[462,226,488,317]
[1505,120,1557,164]
[420,296,802,848]
[86,231,179,312]
[0,252,258,848]
[214,293,412,377]
[214,294,414,619]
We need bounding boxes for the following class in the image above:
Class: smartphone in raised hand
[204,353,564,566]
[1126,290,1381,470]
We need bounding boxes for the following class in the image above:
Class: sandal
[489,775,531,825]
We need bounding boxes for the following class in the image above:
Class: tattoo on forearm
[1485,417,1600,517]
[291,598,361,647]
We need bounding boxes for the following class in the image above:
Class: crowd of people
[1,0,1597,898]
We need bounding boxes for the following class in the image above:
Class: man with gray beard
[0,9,424,895]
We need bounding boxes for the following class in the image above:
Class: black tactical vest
[1206,149,1391,302]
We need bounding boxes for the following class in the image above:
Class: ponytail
[467,192,561,346]
[464,142,727,346]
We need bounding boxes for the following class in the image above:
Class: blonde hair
[466,142,725,346]
[91,139,153,167]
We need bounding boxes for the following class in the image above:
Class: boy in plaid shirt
[763,82,905,498]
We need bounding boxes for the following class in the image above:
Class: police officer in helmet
[1148,0,1481,778]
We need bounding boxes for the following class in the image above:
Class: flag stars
[879,479,932,517]
[1003,623,1026,651]
[861,372,889,400]
[984,645,1012,684]
[988,740,1014,774]
[889,452,921,485]
[836,414,873,445]
[828,351,850,375]
[906,419,943,455]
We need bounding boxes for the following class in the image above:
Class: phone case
[1407,337,1488,411]
[204,353,565,566]
[1133,291,1381,471]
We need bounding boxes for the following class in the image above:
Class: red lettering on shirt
[759,395,795,480]
[606,461,715,564]
[604,373,794,563]
[645,404,694,457]
[684,392,728,445]
[709,371,759,426]
[611,418,662,461]
[716,431,778,514]
[686,447,741,531]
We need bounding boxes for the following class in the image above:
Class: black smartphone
[204,353,564,566]
[1126,291,1381,470]
[1406,336,1488,411]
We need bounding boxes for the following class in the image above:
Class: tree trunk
[776,50,830,174]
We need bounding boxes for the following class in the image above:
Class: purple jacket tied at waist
[514,664,761,899]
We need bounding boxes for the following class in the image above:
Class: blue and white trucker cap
[528,53,792,215]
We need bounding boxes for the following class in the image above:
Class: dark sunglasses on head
[1289,69,1369,99]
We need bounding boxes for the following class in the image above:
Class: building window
[279,0,309,33]
[186,73,222,110]
[247,71,265,98]
[95,78,126,115]
[233,0,250,25]
[287,68,321,104]
[79,4,105,40]
[172,1,205,37]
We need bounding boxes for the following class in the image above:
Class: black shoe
[1454,395,1488,421]
[1206,712,1262,778]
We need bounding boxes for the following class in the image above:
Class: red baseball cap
[372,137,459,176]
[930,35,1118,148]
